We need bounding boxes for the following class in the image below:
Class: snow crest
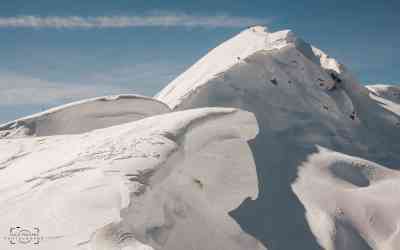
[156,26,312,109]
[156,26,400,250]
[0,94,170,138]
[1,25,400,250]
[0,108,263,250]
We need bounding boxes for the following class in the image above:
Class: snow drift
[0,107,263,250]
[367,84,400,104]
[0,95,170,138]
[157,26,400,250]
[292,147,400,250]
[1,25,399,250]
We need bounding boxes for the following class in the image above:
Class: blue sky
[1,0,399,122]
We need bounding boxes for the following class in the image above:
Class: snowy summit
[1,26,400,250]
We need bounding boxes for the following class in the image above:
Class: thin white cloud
[0,62,184,106]
[0,73,129,106]
[0,14,268,29]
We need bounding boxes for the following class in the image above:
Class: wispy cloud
[0,61,184,106]
[0,65,180,122]
[0,14,268,29]
[0,73,129,106]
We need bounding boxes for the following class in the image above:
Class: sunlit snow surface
[0,95,171,138]
[0,108,262,250]
[157,26,400,250]
[1,26,400,250]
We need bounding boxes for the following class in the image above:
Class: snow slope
[367,84,400,104]
[155,26,327,109]
[0,107,264,250]
[293,147,400,250]
[1,25,399,250]
[156,26,400,250]
[0,95,170,138]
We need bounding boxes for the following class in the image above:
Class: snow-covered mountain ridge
[1,26,399,250]
[0,95,170,138]
[156,26,335,109]
[156,25,400,250]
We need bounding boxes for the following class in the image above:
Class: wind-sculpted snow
[155,26,322,109]
[1,25,399,250]
[157,26,400,249]
[292,148,400,250]
[0,107,264,250]
[0,95,170,138]
[367,84,400,104]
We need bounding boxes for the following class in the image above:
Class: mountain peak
[156,27,324,109]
